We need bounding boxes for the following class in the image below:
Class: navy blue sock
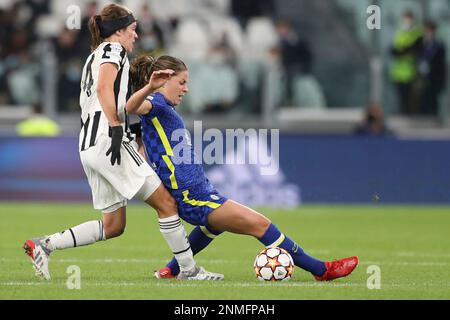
[167,225,222,275]
[259,223,326,276]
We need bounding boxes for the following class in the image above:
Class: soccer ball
[254,247,294,281]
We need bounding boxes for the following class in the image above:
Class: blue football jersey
[140,92,207,191]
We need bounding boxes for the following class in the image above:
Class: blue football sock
[259,223,326,276]
[167,225,222,275]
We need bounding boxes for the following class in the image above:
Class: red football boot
[154,266,176,279]
[314,256,359,281]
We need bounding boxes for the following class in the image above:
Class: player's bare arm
[126,69,174,115]
[126,96,153,115]
[97,63,121,126]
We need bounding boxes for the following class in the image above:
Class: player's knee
[155,193,178,218]
[145,186,178,218]
[260,216,271,230]
[253,215,272,238]
[104,222,126,239]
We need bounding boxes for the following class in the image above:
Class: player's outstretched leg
[23,237,52,280]
[207,200,359,281]
[258,223,359,280]
[155,200,359,281]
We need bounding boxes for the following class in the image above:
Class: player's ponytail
[88,4,134,52]
[130,55,188,92]
[130,55,156,92]
[88,15,102,51]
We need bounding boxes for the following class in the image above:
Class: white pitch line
[0,282,49,286]
[1,281,449,289]
[154,282,366,288]
[3,243,449,259]
[153,282,450,289]
[3,258,450,267]
[0,281,365,288]
[0,258,238,264]
[396,252,450,258]
[360,261,450,267]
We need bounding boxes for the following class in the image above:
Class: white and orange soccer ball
[254,247,294,281]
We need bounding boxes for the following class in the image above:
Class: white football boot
[23,237,52,280]
[177,265,224,281]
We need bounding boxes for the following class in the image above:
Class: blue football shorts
[171,182,228,226]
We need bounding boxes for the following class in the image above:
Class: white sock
[46,220,106,251]
[159,215,195,272]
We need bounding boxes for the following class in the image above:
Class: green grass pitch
[0,202,449,300]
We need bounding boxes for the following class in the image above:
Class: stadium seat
[7,66,40,106]
[36,15,64,38]
[438,22,450,62]
[0,0,14,10]
[183,61,238,114]
[122,0,147,15]
[237,59,262,91]
[292,75,327,109]
[147,0,196,22]
[205,15,245,56]
[429,0,450,19]
[204,63,239,106]
[181,61,209,113]
[170,17,210,61]
[244,17,279,61]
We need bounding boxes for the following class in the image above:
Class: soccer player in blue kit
[126,55,359,281]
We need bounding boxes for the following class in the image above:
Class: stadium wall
[1,136,449,205]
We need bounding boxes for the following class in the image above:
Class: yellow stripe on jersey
[152,116,178,189]
[162,155,178,189]
[200,226,217,239]
[151,117,174,156]
[182,190,221,209]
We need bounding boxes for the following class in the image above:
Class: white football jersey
[79,42,132,152]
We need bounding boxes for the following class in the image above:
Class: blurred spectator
[0,8,8,57]
[417,21,447,116]
[24,0,50,23]
[196,0,230,17]
[2,2,34,58]
[203,39,239,113]
[389,10,423,115]
[25,0,50,16]
[354,104,393,137]
[0,1,44,106]
[0,74,11,105]
[231,0,275,29]
[54,28,83,112]
[78,1,99,57]
[16,103,60,137]
[5,50,41,106]
[275,19,313,105]
[135,4,166,55]
[148,0,193,29]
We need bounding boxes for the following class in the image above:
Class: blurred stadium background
[1,0,450,301]
[1,0,450,205]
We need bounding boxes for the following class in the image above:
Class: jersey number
[82,54,95,97]
[102,44,112,59]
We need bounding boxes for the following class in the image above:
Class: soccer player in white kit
[23,4,223,281]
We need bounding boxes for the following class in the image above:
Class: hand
[148,69,174,91]
[106,125,123,166]
[129,122,142,138]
